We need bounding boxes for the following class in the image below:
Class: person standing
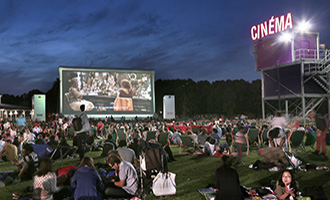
[234,125,249,164]
[16,114,26,128]
[309,111,329,156]
[75,104,91,160]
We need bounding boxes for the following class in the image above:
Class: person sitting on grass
[11,143,39,183]
[0,137,18,163]
[35,134,47,145]
[216,155,243,200]
[211,128,221,146]
[117,140,138,167]
[12,157,57,200]
[47,135,58,150]
[101,134,116,157]
[203,136,217,156]
[275,170,299,200]
[71,156,104,200]
[171,129,182,145]
[33,157,58,200]
[105,154,138,199]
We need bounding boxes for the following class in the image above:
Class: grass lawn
[0,141,329,200]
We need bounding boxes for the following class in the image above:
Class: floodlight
[297,21,311,32]
[279,32,292,43]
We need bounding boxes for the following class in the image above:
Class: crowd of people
[0,109,329,199]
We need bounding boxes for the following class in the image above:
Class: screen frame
[59,66,155,118]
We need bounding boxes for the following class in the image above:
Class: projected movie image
[61,68,154,115]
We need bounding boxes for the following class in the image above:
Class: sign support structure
[32,94,46,122]
[163,95,175,120]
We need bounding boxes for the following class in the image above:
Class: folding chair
[191,126,200,134]
[247,128,260,149]
[157,132,169,147]
[115,128,127,146]
[90,127,97,137]
[146,131,157,142]
[179,135,196,154]
[197,134,208,148]
[32,144,53,159]
[261,128,269,146]
[288,130,307,155]
[304,132,317,152]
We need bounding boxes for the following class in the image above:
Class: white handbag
[152,172,176,196]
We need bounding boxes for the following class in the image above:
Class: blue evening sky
[1,0,330,95]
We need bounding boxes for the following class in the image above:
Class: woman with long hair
[113,79,135,111]
[33,157,57,200]
[275,170,299,200]
[71,157,104,200]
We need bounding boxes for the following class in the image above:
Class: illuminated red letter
[275,15,285,33]
[261,21,268,38]
[251,26,258,40]
[268,16,275,35]
[285,12,293,30]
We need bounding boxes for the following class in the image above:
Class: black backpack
[72,115,83,131]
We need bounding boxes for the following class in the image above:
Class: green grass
[1,141,330,199]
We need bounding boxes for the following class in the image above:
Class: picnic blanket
[198,188,216,200]
[198,186,277,200]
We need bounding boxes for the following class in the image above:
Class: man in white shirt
[75,104,91,160]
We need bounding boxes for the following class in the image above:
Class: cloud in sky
[0,0,330,95]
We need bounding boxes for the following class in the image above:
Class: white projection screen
[59,66,155,118]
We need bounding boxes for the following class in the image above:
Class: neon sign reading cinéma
[251,13,293,41]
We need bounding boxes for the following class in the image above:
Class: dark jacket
[71,166,104,200]
[315,114,327,131]
[216,167,243,200]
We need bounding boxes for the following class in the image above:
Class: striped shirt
[235,131,246,144]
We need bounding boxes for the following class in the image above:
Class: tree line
[155,79,261,118]
[1,78,262,118]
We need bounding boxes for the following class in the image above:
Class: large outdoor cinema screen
[59,66,155,117]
